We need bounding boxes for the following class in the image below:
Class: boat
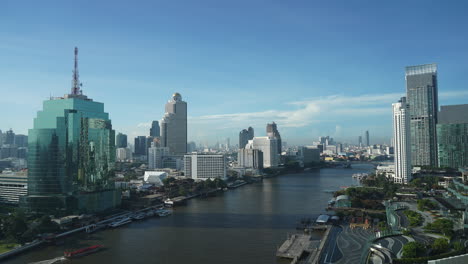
[158,209,172,217]
[64,245,103,258]
[164,199,174,207]
[108,217,132,228]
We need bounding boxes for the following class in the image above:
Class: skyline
[2,1,468,145]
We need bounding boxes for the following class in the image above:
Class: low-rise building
[0,170,27,204]
[184,153,226,180]
[143,171,168,186]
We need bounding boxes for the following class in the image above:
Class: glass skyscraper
[21,48,120,214]
[437,104,468,169]
[405,63,438,167]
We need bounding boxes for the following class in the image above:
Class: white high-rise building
[393,97,412,184]
[161,93,187,155]
[247,137,278,168]
[148,145,169,169]
[184,153,226,180]
[116,147,132,162]
[238,148,263,169]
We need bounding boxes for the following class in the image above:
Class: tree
[402,241,425,258]
[424,218,454,237]
[431,238,449,255]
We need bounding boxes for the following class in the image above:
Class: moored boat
[64,245,103,258]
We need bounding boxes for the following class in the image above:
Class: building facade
[184,153,226,180]
[247,137,279,168]
[161,93,187,155]
[393,97,412,184]
[0,170,27,204]
[299,146,321,164]
[238,148,263,169]
[134,136,147,156]
[365,130,370,147]
[437,104,468,169]
[406,63,438,166]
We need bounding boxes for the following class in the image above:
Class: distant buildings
[116,133,128,148]
[116,147,132,162]
[267,122,282,153]
[150,120,160,137]
[187,141,197,153]
[20,47,120,214]
[437,104,468,169]
[392,97,412,184]
[247,137,279,167]
[406,63,438,166]
[161,93,187,155]
[358,136,362,147]
[183,153,226,180]
[4,129,15,145]
[238,148,263,169]
[239,127,254,149]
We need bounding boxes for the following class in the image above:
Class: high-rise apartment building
[134,136,147,156]
[183,153,226,180]
[437,104,468,169]
[150,120,160,137]
[393,97,412,184]
[267,122,282,153]
[161,93,187,155]
[116,133,127,148]
[21,47,120,214]
[148,145,169,169]
[406,63,438,166]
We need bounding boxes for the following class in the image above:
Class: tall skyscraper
[116,133,128,148]
[267,122,282,153]
[406,63,438,166]
[365,130,370,146]
[239,126,254,149]
[21,47,120,214]
[150,120,160,137]
[437,104,468,169]
[358,136,362,147]
[393,97,412,184]
[161,93,187,155]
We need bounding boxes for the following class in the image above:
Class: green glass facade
[437,123,468,169]
[21,95,120,214]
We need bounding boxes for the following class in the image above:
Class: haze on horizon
[1,0,468,145]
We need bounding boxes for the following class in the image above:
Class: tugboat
[64,245,103,258]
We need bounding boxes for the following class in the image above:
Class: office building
[161,93,187,154]
[150,120,160,137]
[437,104,468,169]
[148,145,169,169]
[20,47,120,214]
[267,122,282,153]
[238,148,263,169]
[406,63,438,166]
[393,97,412,184]
[187,141,197,153]
[247,137,279,167]
[4,129,15,145]
[0,170,27,204]
[116,133,127,148]
[184,153,226,180]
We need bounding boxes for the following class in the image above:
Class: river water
[7,164,373,264]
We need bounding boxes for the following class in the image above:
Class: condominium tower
[393,97,412,184]
[405,63,438,166]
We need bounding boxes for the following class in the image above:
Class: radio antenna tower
[71,47,82,95]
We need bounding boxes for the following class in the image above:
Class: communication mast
[71,47,82,95]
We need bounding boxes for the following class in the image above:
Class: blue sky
[1,0,468,146]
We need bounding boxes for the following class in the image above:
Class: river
[7,164,373,264]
